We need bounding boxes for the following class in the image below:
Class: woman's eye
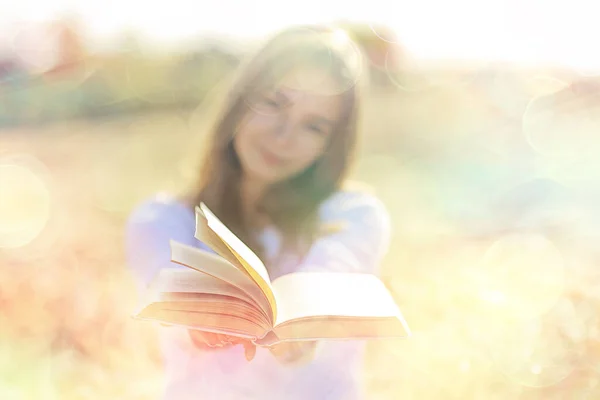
[261,96,279,108]
[306,124,324,134]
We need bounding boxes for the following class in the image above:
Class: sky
[0,0,598,72]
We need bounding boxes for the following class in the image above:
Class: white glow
[0,0,599,70]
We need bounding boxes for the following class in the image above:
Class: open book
[134,202,411,346]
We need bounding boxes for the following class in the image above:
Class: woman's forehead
[248,77,343,121]
[272,66,345,97]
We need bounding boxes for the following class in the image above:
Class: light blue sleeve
[296,190,392,275]
[124,194,209,293]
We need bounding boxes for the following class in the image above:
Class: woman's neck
[240,176,269,228]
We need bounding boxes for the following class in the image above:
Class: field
[2,79,600,399]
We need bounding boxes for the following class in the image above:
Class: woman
[125,24,392,400]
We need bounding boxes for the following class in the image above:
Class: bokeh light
[369,24,400,44]
[0,156,51,248]
[523,84,600,159]
[10,23,60,74]
[486,318,576,388]
[383,55,437,92]
[478,233,566,320]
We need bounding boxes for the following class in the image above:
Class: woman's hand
[188,330,257,361]
[188,330,232,348]
[184,329,317,364]
[267,341,318,366]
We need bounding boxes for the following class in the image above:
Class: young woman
[125,24,392,400]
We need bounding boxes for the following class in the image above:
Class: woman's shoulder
[318,182,391,228]
[127,192,195,228]
[308,182,392,272]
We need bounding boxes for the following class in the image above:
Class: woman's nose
[272,118,296,145]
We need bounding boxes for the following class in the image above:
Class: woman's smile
[259,147,286,167]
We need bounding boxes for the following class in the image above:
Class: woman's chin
[246,167,285,186]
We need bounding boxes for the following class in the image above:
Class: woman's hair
[182,24,367,259]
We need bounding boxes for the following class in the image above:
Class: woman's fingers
[269,342,299,360]
[188,330,228,347]
[206,333,225,347]
[214,334,227,344]
[268,341,317,364]
[186,330,259,359]
[243,342,256,361]
[222,335,256,360]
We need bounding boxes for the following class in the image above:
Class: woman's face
[233,66,345,185]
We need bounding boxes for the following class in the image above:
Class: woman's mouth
[260,148,284,167]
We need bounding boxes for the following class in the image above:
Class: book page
[135,308,265,339]
[194,211,250,273]
[155,298,269,327]
[272,315,410,343]
[149,268,254,304]
[170,240,273,322]
[196,203,278,322]
[140,291,272,331]
[272,272,403,326]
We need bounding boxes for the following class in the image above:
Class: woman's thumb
[243,342,256,361]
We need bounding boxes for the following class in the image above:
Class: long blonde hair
[183,24,367,259]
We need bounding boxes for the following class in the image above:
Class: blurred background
[1,1,600,399]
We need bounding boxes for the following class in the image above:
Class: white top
[124,189,391,400]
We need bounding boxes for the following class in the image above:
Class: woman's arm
[269,190,392,365]
[124,195,199,292]
[297,190,392,275]
[124,195,243,352]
